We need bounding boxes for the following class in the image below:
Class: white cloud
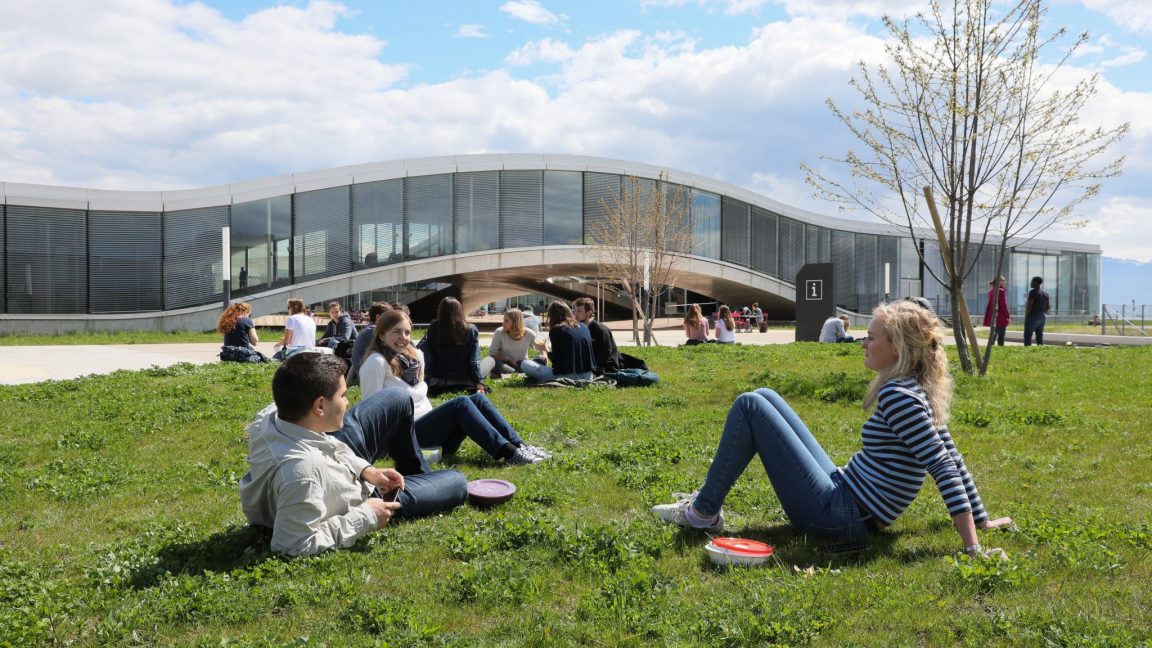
[505,38,576,66]
[1081,0,1152,35]
[639,0,771,15]
[0,0,1148,264]
[499,0,566,26]
[1075,195,1152,262]
[456,23,488,38]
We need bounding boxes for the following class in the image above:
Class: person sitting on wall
[819,315,855,343]
[573,297,621,375]
[318,302,357,351]
[238,353,468,556]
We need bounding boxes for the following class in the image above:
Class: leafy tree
[805,0,1128,373]
[591,174,692,345]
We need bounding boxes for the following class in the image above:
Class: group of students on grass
[233,295,1012,561]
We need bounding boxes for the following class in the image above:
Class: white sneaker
[521,444,552,460]
[651,494,724,532]
[505,447,542,465]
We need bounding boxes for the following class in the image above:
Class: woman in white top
[713,305,737,344]
[479,308,548,379]
[273,298,317,358]
[360,311,550,465]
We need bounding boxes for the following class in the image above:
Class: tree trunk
[949,287,976,374]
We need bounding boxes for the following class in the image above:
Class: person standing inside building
[1024,276,1050,346]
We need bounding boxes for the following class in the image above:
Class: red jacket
[982,287,1011,328]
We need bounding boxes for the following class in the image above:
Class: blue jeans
[989,326,1006,346]
[332,390,467,519]
[694,389,870,538]
[415,392,523,459]
[1024,314,1046,346]
[522,358,593,382]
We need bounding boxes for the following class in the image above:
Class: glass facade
[0,163,1101,318]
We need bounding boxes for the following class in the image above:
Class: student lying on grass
[239,353,467,556]
[654,299,1013,559]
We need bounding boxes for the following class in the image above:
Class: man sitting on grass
[239,353,468,556]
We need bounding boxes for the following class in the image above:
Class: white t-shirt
[715,319,737,343]
[285,313,317,348]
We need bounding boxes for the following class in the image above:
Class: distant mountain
[1102,257,1152,308]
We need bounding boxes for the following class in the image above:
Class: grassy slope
[0,343,1149,646]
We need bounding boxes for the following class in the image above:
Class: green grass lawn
[1,343,1149,646]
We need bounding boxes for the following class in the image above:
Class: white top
[359,349,434,419]
[715,319,737,343]
[285,313,317,348]
[488,327,541,362]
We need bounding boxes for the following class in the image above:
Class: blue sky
[1,0,1149,304]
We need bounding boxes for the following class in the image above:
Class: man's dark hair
[273,354,347,422]
[367,301,392,324]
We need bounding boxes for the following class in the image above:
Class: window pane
[544,171,582,245]
[5,206,87,313]
[353,179,403,266]
[690,190,720,260]
[454,172,500,253]
[405,174,453,258]
[90,210,162,313]
[231,195,291,294]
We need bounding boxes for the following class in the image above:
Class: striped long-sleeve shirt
[840,377,988,527]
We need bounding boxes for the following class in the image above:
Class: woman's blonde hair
[368,310,423,381]
[684,303,704,327]
[502,308,526,341]
[864,300,952,427]
[216,302,251,334]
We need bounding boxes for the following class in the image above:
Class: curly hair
[864,300,953,427]
[216,302,251,334]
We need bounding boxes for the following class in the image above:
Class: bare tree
[804,0,1128,374]
[591,174,692,345]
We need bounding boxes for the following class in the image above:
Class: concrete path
[0,327,797,386]
[1,324,1138,386]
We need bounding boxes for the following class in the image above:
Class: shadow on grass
[669,523,932,569]
[128,523,277,589]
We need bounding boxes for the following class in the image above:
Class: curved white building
[0,154,1099,333]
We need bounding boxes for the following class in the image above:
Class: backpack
[603,367,660,387]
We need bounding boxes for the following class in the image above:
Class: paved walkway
[1,323,1139,386]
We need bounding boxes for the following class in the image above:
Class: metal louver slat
[90,211,162,313]
[779,216,805,281]
[294,186,351,282]
[749,206,778,277]
[500,170,543,249]
[164,206,227,310]
[582,172,621,245]
[405,174,453,257]
[0,206,5,313]
[352,179,403,266]
[454,172,500,252]
[720,197,750,266]
[5,205,87,314]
